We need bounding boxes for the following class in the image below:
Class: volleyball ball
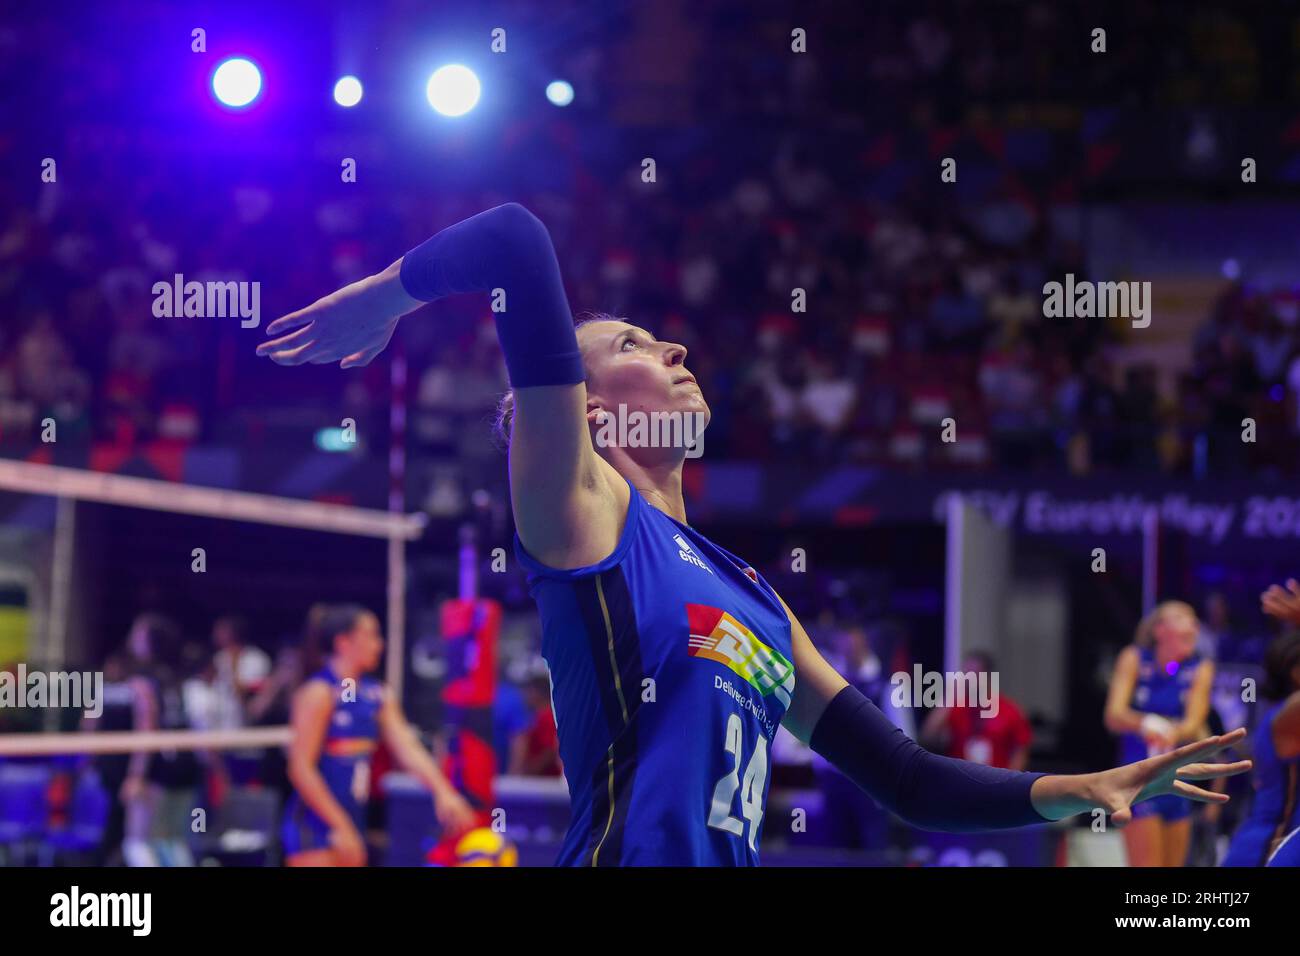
[454,827,518,867]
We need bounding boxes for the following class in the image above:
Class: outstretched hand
[1261,578,1300,626]
[1090,728,1250,827]
[256,262,420,369]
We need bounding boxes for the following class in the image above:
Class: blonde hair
[490,312,625,451]
[1133,600,1197,649]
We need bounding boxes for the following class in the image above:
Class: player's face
[579,320,710,439]
[1155,607,1198,660]
[339,613,384,672]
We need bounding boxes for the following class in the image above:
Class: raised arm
[258,203,622,568]
[1259,580,1300,759]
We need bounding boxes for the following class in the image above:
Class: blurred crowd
[4,2,1300,477]
[8,166,1300,478]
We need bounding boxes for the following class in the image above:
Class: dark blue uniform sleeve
[809,684,1052,832]
[398,202,585,389]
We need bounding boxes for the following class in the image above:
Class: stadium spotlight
[212,57,262,108]
[425,64,480,116]
[334,75,363,107]
[546,80,574,107]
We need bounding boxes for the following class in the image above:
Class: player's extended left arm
[780,598,1101,831]
[805,679,1109,830]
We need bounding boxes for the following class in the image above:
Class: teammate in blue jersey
[281,604,475,866]
[1104,600,1215,867]
[260,202,1252,866]
[1220,582,1300,866]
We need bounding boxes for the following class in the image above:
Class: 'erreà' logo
[673,533,713,574]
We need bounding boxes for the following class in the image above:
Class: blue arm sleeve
[398,202,585,389]
[809,684,1052,832]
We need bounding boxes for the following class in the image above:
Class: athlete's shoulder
[1118,644,1144,667]
[514,465,641,579]
[293,675,337,711]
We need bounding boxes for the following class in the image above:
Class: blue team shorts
[1131,792,1191,823]
[281,794,364,856]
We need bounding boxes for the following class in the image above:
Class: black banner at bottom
[0,865,1287,942]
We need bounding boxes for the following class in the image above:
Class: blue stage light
[546,80,574,107]
[212,57,262,108]
[426,64,480,116]
[334,75,363,107]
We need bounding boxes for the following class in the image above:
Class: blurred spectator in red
[509,666,561,777]
[920,650,1032,770]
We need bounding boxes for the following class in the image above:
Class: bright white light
[212,58,262,108]
[426,64,481,116]
[334,75,363,107]
[546,80,574,107]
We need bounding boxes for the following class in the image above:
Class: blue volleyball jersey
[283,666,384,850]
[513,474,796,866]
[1222,702,1300,866]
[1120,646,1202,764]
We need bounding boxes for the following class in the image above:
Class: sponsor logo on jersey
[323,738,377,757]
[687,603,794,708]
[674,533,714,574]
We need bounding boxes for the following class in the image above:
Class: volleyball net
[0,458,422,753]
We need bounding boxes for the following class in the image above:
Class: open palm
[257,268,415,369]
[1092,728,1250,827]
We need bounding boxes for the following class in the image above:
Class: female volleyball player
[281,604,475,866]
[259,202,1250,865]
[86,613,199,866]
[1218,582,1300,866]
[1104,601,1214,866]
